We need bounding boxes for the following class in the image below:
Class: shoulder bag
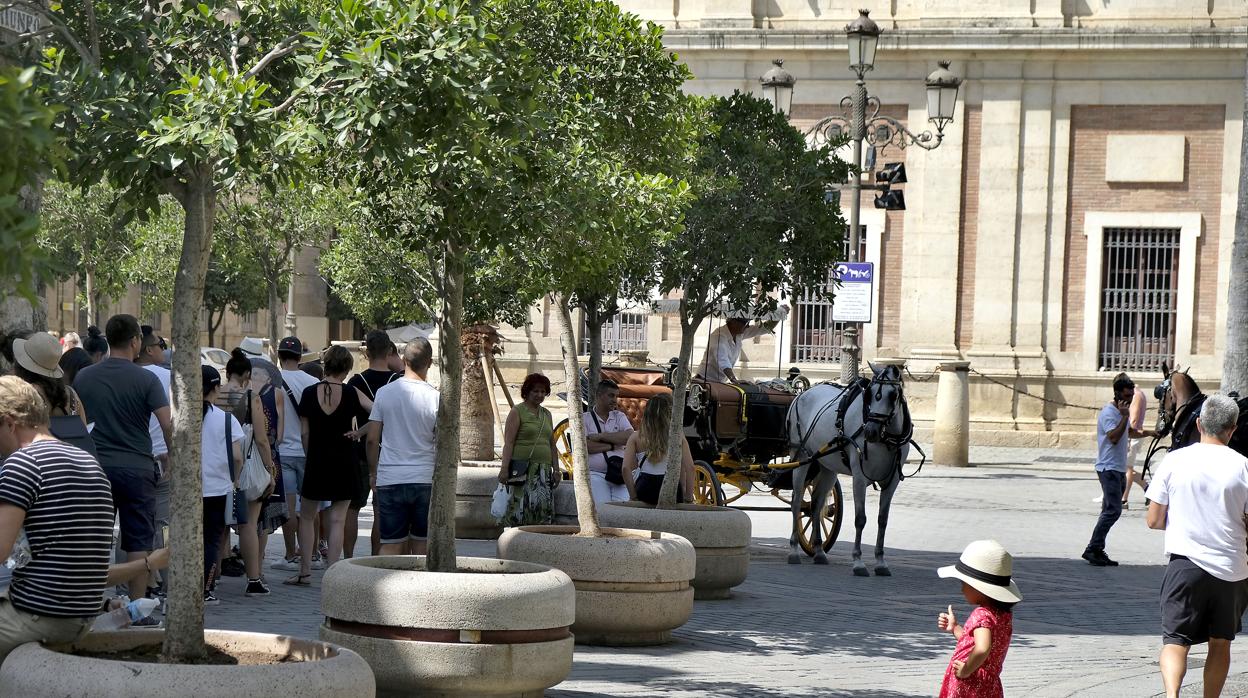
[590,411,625,486]
[506,407,547,484]
[237,390,272,500]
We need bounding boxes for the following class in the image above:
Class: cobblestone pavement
[199,458,1245,697]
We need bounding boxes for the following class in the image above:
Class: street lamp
[759,59,796,118]
[801,10,961,382]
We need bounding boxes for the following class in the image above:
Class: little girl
[935,540,1022,698]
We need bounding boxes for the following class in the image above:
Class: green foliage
[0,66,62,296]
[662,92,848,323]
[39,181,135,304]
[204,224,269,325]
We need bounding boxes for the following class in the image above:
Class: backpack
[49,416,97,458]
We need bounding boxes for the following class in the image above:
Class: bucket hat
[14,333,64,379]
[937,539,1022,604]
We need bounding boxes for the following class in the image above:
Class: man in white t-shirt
[275,336,318,569]
[1145,393,1248,698]
[698,315,778,384]
[584,379,633,504]
[366,337,438,556]
[136,327,171,596]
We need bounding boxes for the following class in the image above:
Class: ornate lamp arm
[805,95,946,153]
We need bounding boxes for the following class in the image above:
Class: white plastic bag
[490,484,509,520]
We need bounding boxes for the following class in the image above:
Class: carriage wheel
[553,419,574,480]
[798,476,843,557]
[692,461,724,506]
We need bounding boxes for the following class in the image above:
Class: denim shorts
[106,466,158,553]
[375,483,432,544]
[281,456,306,498]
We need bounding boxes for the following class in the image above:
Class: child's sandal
[283,574,311,586]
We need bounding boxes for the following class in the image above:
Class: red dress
[939,606,1013,698]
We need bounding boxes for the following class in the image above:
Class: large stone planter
[456,460,504,539]
[321,555,574,697]
[497,525,695,646]
[0,629,374,697]
[553,482,578,526]
[600,501,751,600]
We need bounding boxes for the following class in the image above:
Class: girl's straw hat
[937,539,1022,603]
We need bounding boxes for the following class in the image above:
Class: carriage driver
[698,310,783,385]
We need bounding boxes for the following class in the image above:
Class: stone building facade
[495,1,1248,448]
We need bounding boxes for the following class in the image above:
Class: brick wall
[956,104,982,350]
[1061,105,1225,355]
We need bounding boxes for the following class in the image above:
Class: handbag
[224,411,239,526]
[237,391,273,500]
[507,407,548,484]
[490,484,509,519]
[590,411,625,485]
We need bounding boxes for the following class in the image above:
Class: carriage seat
[698,380,797,441]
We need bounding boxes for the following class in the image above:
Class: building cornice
[663,28,1248,54]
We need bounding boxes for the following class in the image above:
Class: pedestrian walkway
[201,461,1243,696]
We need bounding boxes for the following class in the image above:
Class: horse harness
[791,373,926,489]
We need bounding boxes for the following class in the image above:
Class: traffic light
[874,162,906,210]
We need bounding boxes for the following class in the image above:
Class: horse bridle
[858,372,907,443]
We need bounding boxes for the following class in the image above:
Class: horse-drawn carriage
[553,364,844,557]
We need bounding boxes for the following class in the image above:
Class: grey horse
[784,363,914,576]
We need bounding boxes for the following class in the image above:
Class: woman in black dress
[285,345,372,586]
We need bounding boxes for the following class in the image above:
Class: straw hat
[937,539,1022,603]
[13,333,64,379]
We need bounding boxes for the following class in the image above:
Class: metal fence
[582,311,648,355]
[1098,227,1180,373]
[791,230,866,363]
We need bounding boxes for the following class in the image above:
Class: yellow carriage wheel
[552,418,574,480]
[797,476,843,557]
[692,461,724,506]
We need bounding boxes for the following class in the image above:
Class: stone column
[933,361,971,467]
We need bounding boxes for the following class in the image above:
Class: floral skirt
[501,461,556,527]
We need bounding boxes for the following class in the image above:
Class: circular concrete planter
[456,460,504,539]
[600,501,751,600]
[321,555,574,697]
[553,482,578,526]
[0,629,374,697]
[497,525,695,646]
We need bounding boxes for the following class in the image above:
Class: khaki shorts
[0,595,92,665]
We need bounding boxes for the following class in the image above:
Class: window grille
[240,311,259,334]
[582,311,648,355]
[1098,227,1180,373]
[791,229,867,363]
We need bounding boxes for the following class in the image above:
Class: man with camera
[584,379,633,505]
[1083,372,1137,567]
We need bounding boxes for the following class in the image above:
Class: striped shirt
[0,440,114,617]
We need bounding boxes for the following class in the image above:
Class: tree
[495,0,695,534]
[1224,54,1248,392]
[654,93,848,507]
[202,227,269,347]
[308,0,546,573]
[38,181,137,326]
[35,0,337,661]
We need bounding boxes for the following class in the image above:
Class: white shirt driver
[699,323,771,382]
[1146,442,1248,582]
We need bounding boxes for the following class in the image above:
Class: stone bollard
[933,361,971,467]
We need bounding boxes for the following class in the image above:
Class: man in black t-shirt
[0,377,114,662]
[345,330,396,557]
[73,314,171,597]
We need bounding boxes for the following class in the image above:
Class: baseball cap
[277,336,303,357]
[202,364,222,394]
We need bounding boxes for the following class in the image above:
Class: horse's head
[862,363,905,442]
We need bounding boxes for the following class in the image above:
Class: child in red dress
[935,540,1022,698]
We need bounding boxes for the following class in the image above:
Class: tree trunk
[1223,53,1248,392]
[585,304,606,409]
[206,307,224,348]
[426,239,465,573]
[85,267,97,328]
[0,297,46,374]
[266,278,281,362]
[658,305,698,508]
[459,337,496,462]
[162,174,216,663]
[553,293,600,537]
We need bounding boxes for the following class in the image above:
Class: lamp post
[760,58,796,117]
[803,9,962,382]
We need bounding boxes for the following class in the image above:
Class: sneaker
[1101,553,1120,567]
[132,615,162,627]
[1082,550,1108,567]
[203,591,220,606]
[245,579,271,597]
[310,557,327,571]
[274,556,301,571]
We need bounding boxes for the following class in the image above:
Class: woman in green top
[497,373,558,526]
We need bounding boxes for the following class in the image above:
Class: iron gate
[1098,227,1180,373]
[582,311,648,355]
[791,229,867,363]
